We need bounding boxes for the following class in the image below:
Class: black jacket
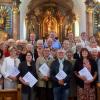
[74,52,80,60]
[74,58,97,88]
[50,59,72,89]
[18,61,37,93]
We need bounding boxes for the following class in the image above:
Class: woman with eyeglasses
[18,51,37,100]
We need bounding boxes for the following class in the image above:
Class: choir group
[0,32,100,100]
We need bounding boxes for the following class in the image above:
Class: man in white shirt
[80,32,89,47]
[50,49,72,100]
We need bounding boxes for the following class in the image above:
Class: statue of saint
[0,16,5,30]
[45,16,56,33]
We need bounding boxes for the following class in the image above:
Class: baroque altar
[26,1,76,41]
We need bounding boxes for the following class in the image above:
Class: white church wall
[72,0,86,36]
[19,0,31,39]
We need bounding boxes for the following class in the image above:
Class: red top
[3,49,10,57]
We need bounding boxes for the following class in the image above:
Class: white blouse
[1,56,20,78]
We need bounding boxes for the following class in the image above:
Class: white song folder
[23,72,38,88]
[6,67,20,77]
[56,70,67,80]
[39,63,50,76]
[79,67,93,81]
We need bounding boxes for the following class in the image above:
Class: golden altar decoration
[0,31,8,41]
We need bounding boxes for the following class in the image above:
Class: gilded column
[85,0,95,36]
[38,23,41,38]
[86,7,94,36]
[12,1,20,40]
[58,23,62,41]
[59,16,65,42]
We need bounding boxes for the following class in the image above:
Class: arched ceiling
[27,0,74,12]
[19,0,87,39]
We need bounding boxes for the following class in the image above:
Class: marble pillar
[86,7,94,36]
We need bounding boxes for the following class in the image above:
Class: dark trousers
[53,87,69,100]
[37,87,54,100]
[22,89,36,100]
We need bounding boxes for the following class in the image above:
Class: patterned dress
[77,84,95,100]
[74,59,97,100]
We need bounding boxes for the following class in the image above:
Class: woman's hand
[79,75,87,81]
[19,77,29,86]
[8,75,17,81]
[84,79,94,84]
[74,71,87,81]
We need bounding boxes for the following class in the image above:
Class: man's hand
[58,80,64,85]
[43,76,49,81]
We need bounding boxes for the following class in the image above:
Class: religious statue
[0,31,8,41]
[0,16,5,30]
[44,15,57,34]
[47,16,53,32]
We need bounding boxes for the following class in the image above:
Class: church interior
[0,0,100,100]
[0,0,99,41]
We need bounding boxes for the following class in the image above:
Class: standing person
[18,51,37,100]
[36,47,54,100]
[49,32,61,49]
[45,38,53,49]
[74,48,97,100]
[87,36,100,52]
[66,49,77,100]
[50,49,72,100]
[36,40,44,57]
[67,32,76,53]
[74,43,82,60]
[7,39,16,47]
[80,32,89,48]
[0,49,4,89]
[97,55,100,82]
[1,46,20,89]
[62,40,70,51]
[90,48,100,83]
[18,46,27,62]
[29,32,36,46]
[0,41,4,55]
[26,44,33,52]
[62,40,70,59]
[28,32,36,61]
[3,42,10,57]
[67,32,75,48]
[50,48,57,59]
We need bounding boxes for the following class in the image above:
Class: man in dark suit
[74,43,82,60]
[50,49,72,100]
[28,32,37,61]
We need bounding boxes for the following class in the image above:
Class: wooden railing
[97,83,100,100]
[0,84,21,100]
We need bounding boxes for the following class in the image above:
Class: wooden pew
[0,84,21,100]
[97,83,100,100]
